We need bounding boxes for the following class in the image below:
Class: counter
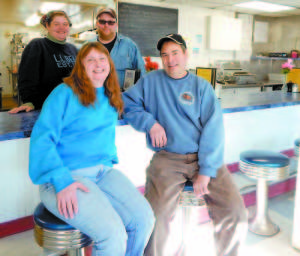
[216,81,283,97]
[1,91,300,224]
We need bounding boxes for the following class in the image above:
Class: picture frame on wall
[123,69,141,91]
[196,67,217,89]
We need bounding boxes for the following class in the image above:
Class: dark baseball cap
[96,7,117,20]
[157,33,187,51]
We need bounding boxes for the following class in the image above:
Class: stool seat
[179,181,206,207]
[240,150,290,168]
[240,150,290,181]
[34,203,75,230]
[33,203,92,255]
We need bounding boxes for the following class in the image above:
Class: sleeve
[198,82,225,178]
[122,78,156,133]
[132,42,146,77]
[29,85,74,193]
[18,40,42,107]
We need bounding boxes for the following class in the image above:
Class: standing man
[93,7,145,90]
[122,33,248,256]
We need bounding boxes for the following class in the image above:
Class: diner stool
[295,139,300,158]
[178,180,206,255]
[33,203,92,256]
[239,150,290,236]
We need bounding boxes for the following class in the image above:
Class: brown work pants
[144,150,248,256]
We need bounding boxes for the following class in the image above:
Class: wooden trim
[0,215,33,238]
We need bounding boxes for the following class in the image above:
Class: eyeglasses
[98,20,116,26]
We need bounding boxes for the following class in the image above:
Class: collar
[46,33,66,45]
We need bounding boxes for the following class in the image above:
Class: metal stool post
[33,203,92,256]
[292,139,300,251]
[251,178,279,235]
[295,139,300,158]
[178,181,206,255]
[240,150,290,236]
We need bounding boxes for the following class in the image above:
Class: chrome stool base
[249,215,279,236]
[247,178,280,236]
[178,181,206,256]
[33,203,92,256]
[240,150,290,237]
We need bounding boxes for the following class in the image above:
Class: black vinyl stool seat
[33,203,92,256]
[240,150,290,236]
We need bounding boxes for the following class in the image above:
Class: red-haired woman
[29,42,154,256]
[9,10,77,113]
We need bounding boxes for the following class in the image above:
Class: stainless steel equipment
[215,61,257,85]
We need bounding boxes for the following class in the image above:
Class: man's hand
[8,105,33,114]
[149,123,167,148]
[193,174,211,197]
[57,182,89,219]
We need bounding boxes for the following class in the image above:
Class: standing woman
[29,42,154,256]
[9,10,78,113]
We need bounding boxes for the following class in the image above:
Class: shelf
[251,56,300,61]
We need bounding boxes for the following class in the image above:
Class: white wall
[120,0,253,69]
[253,15,300,55]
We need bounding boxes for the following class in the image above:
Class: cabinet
[207,16,242,51]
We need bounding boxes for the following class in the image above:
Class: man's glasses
[98,20,116,26]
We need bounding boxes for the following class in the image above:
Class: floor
[0,191,299,256]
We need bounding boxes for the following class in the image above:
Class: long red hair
[64,42,123,113]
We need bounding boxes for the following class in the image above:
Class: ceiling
[1,0,300,26]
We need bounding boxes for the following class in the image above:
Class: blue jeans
[40,165,155,256]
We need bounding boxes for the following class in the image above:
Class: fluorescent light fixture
[234,1,296,12]
[40,2,66,14]
[25,13,40,26]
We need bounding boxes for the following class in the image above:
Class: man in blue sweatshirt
[122,34,247,256]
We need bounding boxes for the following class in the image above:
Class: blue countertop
[220,91,300,113]
[1,91,300,141]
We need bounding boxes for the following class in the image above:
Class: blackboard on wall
[118,3,178,57]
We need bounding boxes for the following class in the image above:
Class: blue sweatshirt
[29,84,118,193]
[122,70,224,178]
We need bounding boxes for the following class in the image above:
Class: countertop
[1,91,300,141]
[220,81,283,89]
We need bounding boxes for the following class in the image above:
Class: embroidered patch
[179,92,194,105]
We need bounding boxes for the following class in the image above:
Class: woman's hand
[8,105,33,114]
[57,182,89,219]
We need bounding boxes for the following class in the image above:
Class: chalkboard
[118,3,178,57]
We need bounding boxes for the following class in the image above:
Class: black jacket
[18,38,78,109]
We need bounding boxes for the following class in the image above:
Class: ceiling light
[40,2,66,14]
[25,13,40,26]
[234,1,296,12]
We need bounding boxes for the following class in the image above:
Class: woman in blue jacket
[29,42,154,256]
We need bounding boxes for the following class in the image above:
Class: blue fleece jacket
[122,70,224,178]
[89,34,146,88]
[29,84,118,193]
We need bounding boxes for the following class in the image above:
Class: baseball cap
[96,7,117,20]
[157,33,187,51]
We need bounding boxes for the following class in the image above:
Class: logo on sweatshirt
[180,92,194,105]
